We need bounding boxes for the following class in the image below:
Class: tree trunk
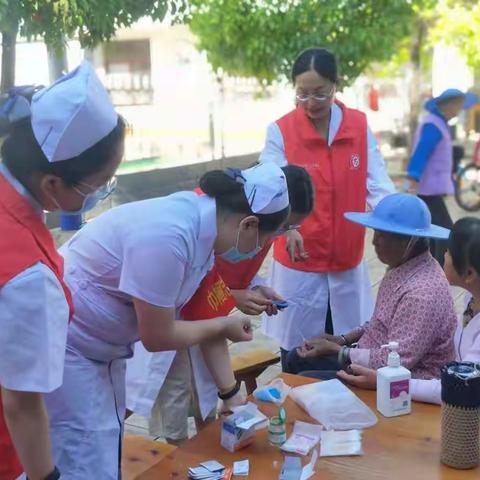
[83,47,94,63]
[1,26,18,93]
[405,18,428,169]
[47,42,68,82]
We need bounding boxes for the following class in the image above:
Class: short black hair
[282,165,314,215]
[387,231,430,257]
[2,115,125,187]
[291,48,338,84]
[410,237,430,257]
[449,217,480,276]
[199,169,289,232]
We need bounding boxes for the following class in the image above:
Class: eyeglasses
[74,176,118,199]
[295,87,335,103]
[274,223,301,236]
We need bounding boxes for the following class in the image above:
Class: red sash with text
[181,265,236,320]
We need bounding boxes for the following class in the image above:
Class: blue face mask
[56,177,117,216]
[220,228,261,263]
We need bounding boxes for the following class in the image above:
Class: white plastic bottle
[376,341,411,417]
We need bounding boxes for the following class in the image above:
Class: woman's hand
[223,313,253,342]
[296,338,340,358]
[285,229,308,262]
[219,390,247,414]
[231,288,271,315]
[337,364,377,390]
[1,388,55,480]
[231,287,285,316]
[403,177,418,194]
[255,286,284,316]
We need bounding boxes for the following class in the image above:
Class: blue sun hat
[344,193,450,239]
[424,88,478,113]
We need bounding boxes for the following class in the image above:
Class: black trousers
[418,195,453,267]
[283,348,340,380]
[280,300,334,371]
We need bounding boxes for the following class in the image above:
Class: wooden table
[137,373,480,479]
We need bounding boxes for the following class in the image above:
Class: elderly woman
[285,193,457,380]
[338,217,480,403]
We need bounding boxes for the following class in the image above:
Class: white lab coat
[126,341,217,420]
[261,103,396,349]
[46,192,218,479]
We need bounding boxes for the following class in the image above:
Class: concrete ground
[124,151,480,441]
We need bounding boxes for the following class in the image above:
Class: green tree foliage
[0,1,186,90]
[0,1,185,48]
[431,0,480,68]
[186,0,425,85]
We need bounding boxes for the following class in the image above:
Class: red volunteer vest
[0,172,74,478]
[181,188,274,319]
[181,264,237,320]
[0,409,20,480]
[274,101,368,272]
[180,187,236,320]
[216,241,272,290]
[192,187,272,291]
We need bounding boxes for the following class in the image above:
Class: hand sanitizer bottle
[376,341,411,417]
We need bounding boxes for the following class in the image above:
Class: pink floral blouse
[350,252,457,379]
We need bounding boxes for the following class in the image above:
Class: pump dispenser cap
[382,341,401,367]
[382,341,399,351]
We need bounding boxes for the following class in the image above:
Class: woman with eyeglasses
[0,63,124,480]
[259,47,395,369]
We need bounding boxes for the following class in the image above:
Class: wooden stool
[122,435,176,479]
[231,349,280,394]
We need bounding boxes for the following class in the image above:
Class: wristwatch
[45,466,61,480]
[27,467,60,480]
[337,346,351,369]
[218,380,241,400]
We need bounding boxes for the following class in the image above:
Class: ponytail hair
[282,165,314,215]
[199,169,289,232]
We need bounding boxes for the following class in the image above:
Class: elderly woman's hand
[297,338,341,358]
[308,334,346,345]
[337,364,377,390]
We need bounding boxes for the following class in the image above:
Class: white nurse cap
[226,163,289,214]
[31,61,117,163]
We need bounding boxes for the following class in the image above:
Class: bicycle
[454,141,480,212]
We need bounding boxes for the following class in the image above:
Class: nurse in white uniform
[46,163,290,479]
[260,47,395,365]
[0,63,124,480]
